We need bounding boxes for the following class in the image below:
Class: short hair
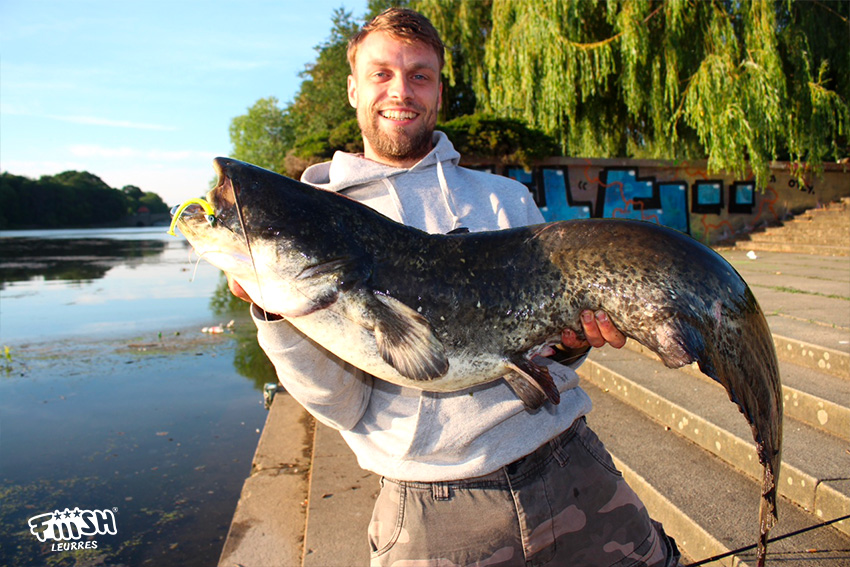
[347,7,445,73]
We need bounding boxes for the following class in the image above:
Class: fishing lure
[167,199,216,236]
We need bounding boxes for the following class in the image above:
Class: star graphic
[72,507,82,518]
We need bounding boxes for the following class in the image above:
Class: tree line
[0,171,169,229]
[229,0,848,187]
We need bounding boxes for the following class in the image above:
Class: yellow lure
[167,198,216,236]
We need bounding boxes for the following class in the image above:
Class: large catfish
[173,157,782,565]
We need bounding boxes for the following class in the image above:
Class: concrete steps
[736,198,850,256]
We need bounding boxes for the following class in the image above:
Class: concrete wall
[465,157,850,244]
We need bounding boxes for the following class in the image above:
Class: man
[230,8,681,566]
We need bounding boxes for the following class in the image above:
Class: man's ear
[438,81,443,111]
[347,75,358,108]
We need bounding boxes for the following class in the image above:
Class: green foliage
[439,114,558,167]
[411,0,849,187]
[228,9,364,178]
[0,171,135,229]
[228,96,292,174]
[138,192,169,214]
[0,170,170,229]
[286,8,360,143]
[328,118,365,154]
[283,119,366,179]
[121,184,169,214]
[228,0,848,185]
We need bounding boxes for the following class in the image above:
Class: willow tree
[414,0,848,187]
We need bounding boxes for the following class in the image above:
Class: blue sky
[1,0,368,207]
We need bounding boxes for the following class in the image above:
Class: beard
[358,104,436,164]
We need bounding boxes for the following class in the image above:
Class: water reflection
[0,236,168,285]
[0,228,222,343]
[0,228,277,567]
[210,275,277,391]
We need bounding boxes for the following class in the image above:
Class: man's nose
[387,75,413,100]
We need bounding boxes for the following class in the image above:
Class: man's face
[348,31,442,168]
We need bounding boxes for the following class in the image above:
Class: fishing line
[230,180,270,322]
[190,254,206,283]
[686,513,850,566]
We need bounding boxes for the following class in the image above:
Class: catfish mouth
[168,160,243,249]
[210,157,238,213]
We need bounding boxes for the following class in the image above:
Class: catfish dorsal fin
[371,292,449,381]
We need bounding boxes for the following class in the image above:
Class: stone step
[735,241,849,256]
[794,211,849,223]
[585,380,850,566]
[578,347,850,538]
[717,249,850,362]
[623,340,850,440]
[749,231,849,246]
[765,219,850,233]
[772,331,849,378]
[734,200,850,256]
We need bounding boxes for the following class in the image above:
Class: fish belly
[284,304,508,392]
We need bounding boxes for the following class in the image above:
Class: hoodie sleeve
[251,305,372,431]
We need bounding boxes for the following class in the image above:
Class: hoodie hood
[299,130,542,235]
[301,131,460,192]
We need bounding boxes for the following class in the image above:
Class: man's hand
[227,276,253,303]
[561,310,626,349]
[227,276,284,321]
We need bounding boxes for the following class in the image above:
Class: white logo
[28,507,117,551]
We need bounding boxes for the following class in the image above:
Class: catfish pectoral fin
[506,356,560,408]
[503,372,547,410]
[370,293,449,381]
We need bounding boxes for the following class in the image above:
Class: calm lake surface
[1,227,274,567]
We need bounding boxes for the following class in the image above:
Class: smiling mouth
[379,109,418,121]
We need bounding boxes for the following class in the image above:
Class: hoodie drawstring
[435,153,461,231]
[382,177,409,226]
[381,151,462,233]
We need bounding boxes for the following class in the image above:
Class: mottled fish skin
[176,158,782,564]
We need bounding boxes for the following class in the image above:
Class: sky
[1,0,368,207]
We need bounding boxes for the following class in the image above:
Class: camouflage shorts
[368,418,681,567]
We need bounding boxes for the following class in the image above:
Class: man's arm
[229,276,372,431]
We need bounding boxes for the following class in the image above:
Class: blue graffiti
[539,168,591,222]
[502,165,692,234]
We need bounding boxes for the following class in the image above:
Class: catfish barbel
[173,157,782,565]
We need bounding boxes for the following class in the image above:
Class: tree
[0,171,168,229]
[229,96,292,174]
[138,192,169,214]
[286,8,361,141]
[40,170,127,224]
[412,0,849,187]
[440,114,557,167]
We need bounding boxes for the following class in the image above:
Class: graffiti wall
[468,157,849,244]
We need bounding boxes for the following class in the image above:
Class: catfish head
[173,157,378,317]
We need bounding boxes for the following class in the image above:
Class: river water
[0,227,274,566]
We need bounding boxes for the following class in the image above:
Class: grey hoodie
[252,132,592,481]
